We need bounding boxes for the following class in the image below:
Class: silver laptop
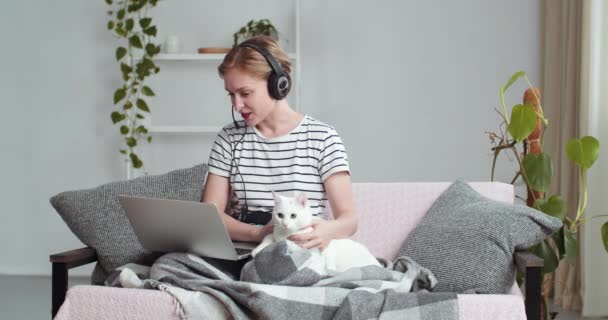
[118,195,256,261]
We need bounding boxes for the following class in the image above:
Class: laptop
[118,195,256,261]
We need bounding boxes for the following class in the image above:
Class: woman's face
[224,68,274,127]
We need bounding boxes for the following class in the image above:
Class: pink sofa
[50,182,542,320]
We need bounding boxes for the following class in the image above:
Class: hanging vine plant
[106,0,161,171]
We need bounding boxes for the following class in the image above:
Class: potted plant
[233,19,279,46]
[487,70,608,319]
[105,0,162,172]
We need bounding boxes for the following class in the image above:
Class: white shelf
[126,0,301,180]
[148,125,222,134]
[133,52,297,62]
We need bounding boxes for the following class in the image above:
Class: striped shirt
[207,115,350,219]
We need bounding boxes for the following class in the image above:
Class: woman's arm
[323,171,358,237]
[289,171,358,249]
[202,173,271,242]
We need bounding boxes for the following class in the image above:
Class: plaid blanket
[110,241,458,320]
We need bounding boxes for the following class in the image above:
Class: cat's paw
[119,268,143,288]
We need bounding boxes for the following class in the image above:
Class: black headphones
[238,41,291,100]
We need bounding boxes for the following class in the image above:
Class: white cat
[251,191,382,273]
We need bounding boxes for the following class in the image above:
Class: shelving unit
[126,0,301,179]
[147,52,297,61]
[148,125,223,134]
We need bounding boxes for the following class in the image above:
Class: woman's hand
[288,219,334,251]
[252,222,274,242]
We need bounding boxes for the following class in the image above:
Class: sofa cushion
[398,179,562,294]
[325,182,515,261]
[50,164,207,284]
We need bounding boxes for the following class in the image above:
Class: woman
[202,36,357,252]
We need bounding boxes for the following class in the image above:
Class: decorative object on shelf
[487,70,607,319]
[105,0,161,172]
[164,35,180,54]
[233,19,279,46]
[197,47,232,54]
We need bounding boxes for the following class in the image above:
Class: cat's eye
[277,213,284,218]
[290,213,296,219]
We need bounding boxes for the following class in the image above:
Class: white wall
[0,0,541,276]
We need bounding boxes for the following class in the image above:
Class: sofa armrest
[50,247,97,268]
[514,250,543,320]
[514,250,543,271]
[49,247,97,318]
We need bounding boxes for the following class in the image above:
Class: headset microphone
[231,108,240,129]
[230,107,248,218]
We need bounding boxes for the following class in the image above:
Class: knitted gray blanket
[110,241,458,320]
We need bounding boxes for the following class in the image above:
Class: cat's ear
[297,192,308,208]
[272,191,282,204]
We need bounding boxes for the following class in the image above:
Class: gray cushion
[50,164,208,284]
[398,179,562,294]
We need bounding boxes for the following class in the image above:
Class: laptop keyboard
[235,248,252,255]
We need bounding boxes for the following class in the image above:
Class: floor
[0,275,601,320]
[1,275,88,320]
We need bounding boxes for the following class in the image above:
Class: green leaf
[142,86,155,96]
[130,153,143,169]
[508,103,537,142]
[534,195,566,221]
[125,137,137,147]
[123,101,133,110]
[564,229,578,264]
[141,57,155,69]
[125,18,134,31]
[120,63,132,74]
[602,222,608,253]
[530,239,559,274]
[136,113,145,119]
[107,20,115,30]
[116,47,127,61]
[111,111,126,124]
[143,26,157,37]
[522,152,553,192]
[503,71,526,92]
[117,9,125,20]
[147,136,152,143]
[516,271,524,287]
[119,149,127,154]
[566,136,600,169]
[105,0,112,5]
[552,227,566,259]
[136,99,150,112]
[113,88,127,104]
[145,43,156,56]
[135,125,148,134]
[127,0,146,13]
[129,35,143,49]
[139,17,152,29]
[120,125,129,135]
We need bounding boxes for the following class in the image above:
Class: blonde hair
[218,36,292,81]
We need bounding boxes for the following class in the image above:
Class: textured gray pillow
[398,179,562,294]
[50,164,208,284]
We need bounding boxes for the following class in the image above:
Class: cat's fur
[251,192,381,273]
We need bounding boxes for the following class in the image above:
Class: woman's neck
[255,102,303,138]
